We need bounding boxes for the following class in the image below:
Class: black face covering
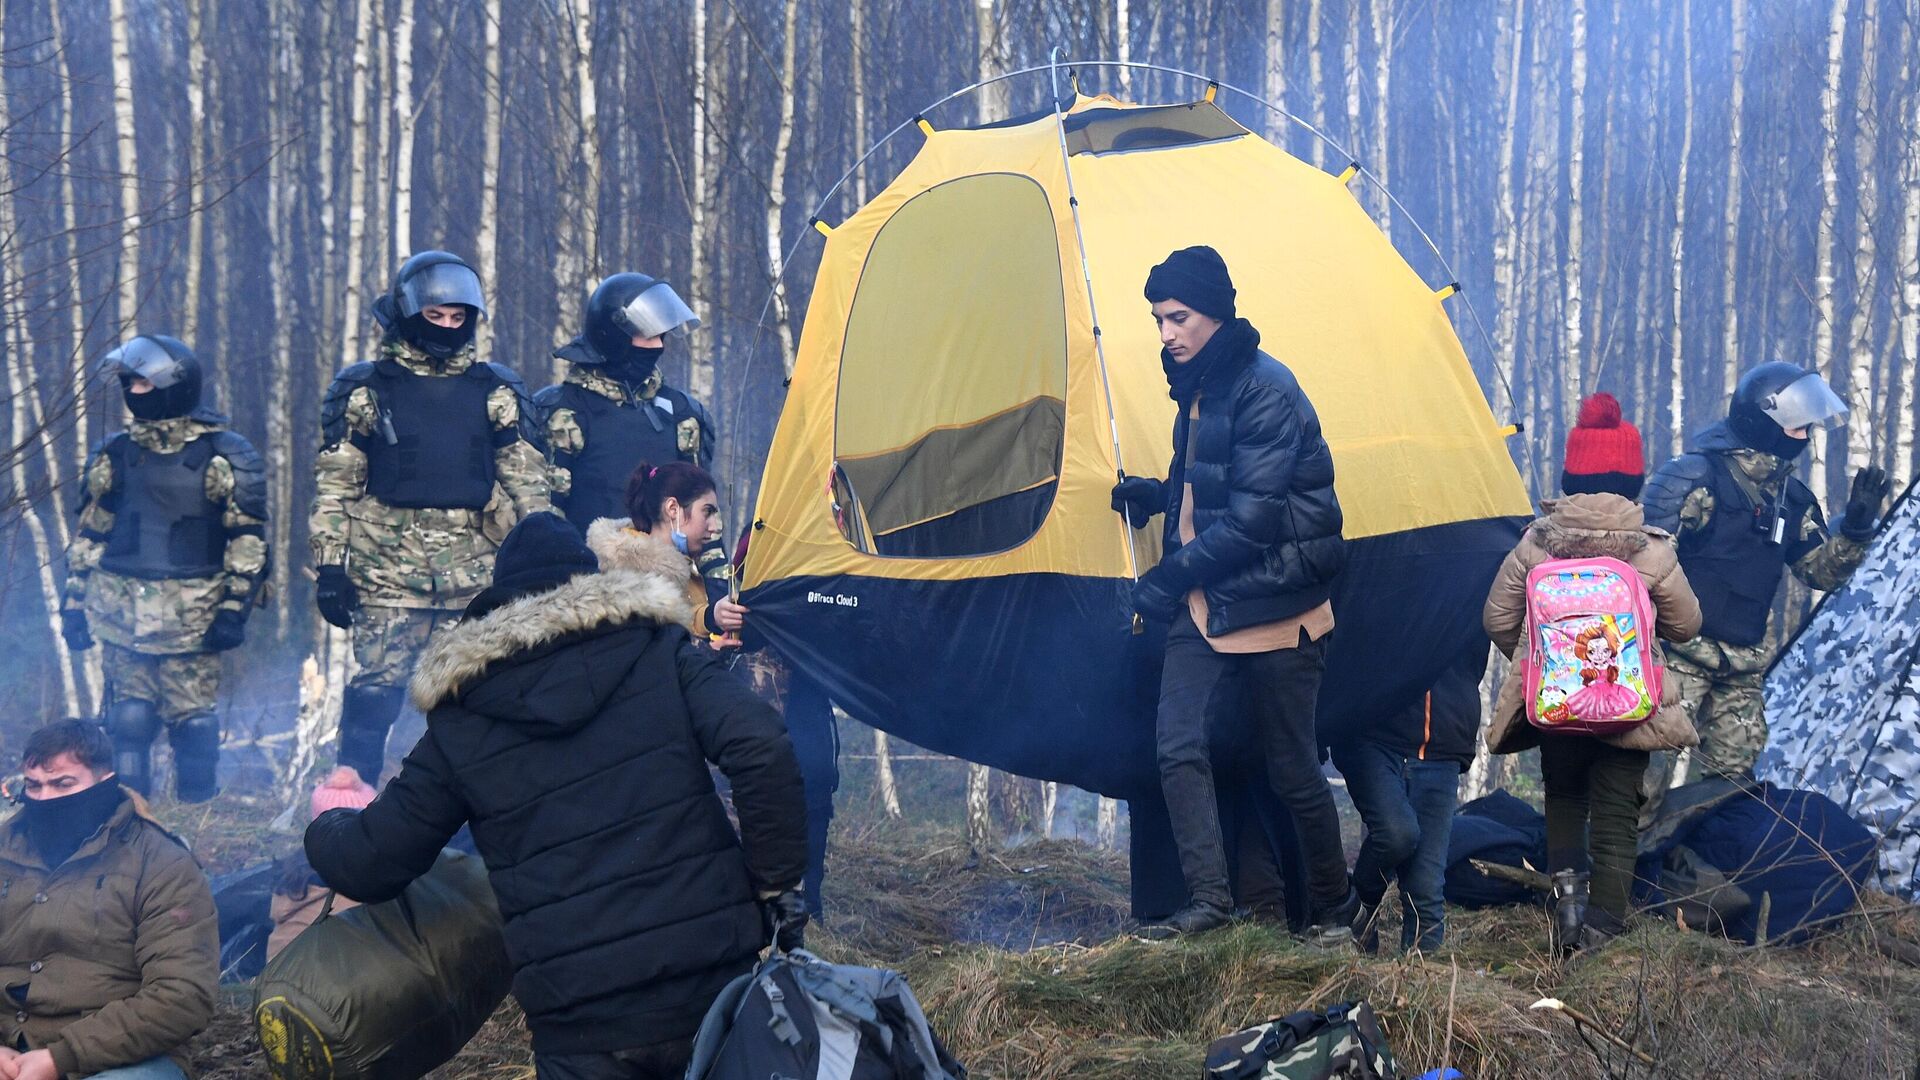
[22,779,124,869]
[602,345,664,389]
[399,310,477,360]
[121,376,193,421]
[1729,406,1811,460]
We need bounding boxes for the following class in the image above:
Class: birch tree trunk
[1115,0,1131,92]
[392,0,417,263]
[1491,1,1528,416]
[476,0,504,353]
[767,0,801,376]
[183,0,207,347]
[1667,0,1694,457]
[1264,0,1286,143]
[1899,46,1920,476]
[689,0,713,400]
[109,0,142,332]
[1564,0,1587,406]
[1721,0,1747,398]
[268,0,297,636]
[1306,0,1325,167]
[1844,0,1881,470]
[968,0,1005,852]
[339,0,376,375]
[1096,796,1119,850]
[1811,0,1852,507]
[48,0,90,484]
[1368,0,1393,237]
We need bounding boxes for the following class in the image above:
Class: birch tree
[1899,44,1920,475]
[338,0,376,375]
[1844,0,1881,470]
[1667,0,1694,457]
[476,0,504,353]
[1811,0,1852,506]
[108,0,142,333]
[392,0,418,263]
[267,0,297,636]
[1720,0,1747,398]
[1264,0,1286,142]
[767,0,801,376]
[1491,1,1529,413]
[183,0,208,347]
[1564,0,1587,410]
[1306,0,1325,167]
[1368,0,1393,237]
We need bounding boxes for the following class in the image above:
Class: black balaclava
[21,780,124,868]
[398,308,478,361]
[601,345,665,389]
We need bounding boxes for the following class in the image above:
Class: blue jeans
[1332,740,1460,951]
[88,1058,188,1080]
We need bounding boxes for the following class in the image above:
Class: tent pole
[1047,47,1145,628]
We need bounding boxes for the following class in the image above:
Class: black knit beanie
[469,512,599,616]
[1144,245,1237,321]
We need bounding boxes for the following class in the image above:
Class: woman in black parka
[305,513,807,1080]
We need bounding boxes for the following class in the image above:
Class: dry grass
[158,800,1920,1079]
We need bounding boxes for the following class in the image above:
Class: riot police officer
[1641,362,1891,809]
[63,335,269,801]
[536,272,716,533]
[310,250,549,785]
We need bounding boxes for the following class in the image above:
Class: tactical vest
[1677,454,1815,647]
[363,362,499,510]
[551,383,693,530]
[99,435,226,580]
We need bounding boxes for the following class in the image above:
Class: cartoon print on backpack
[1524,556,1663,733]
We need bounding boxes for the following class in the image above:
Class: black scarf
[22,781,125,869]
[1162,317,1260,405]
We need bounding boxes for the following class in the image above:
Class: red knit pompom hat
[1561,393,1646,498]
[310,765,377,820]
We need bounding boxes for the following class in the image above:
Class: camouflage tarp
[1758,481,1920,901]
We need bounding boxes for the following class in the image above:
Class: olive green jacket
[0,790,217,1077]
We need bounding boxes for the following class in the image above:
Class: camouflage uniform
[1642,441,1865,812]
[538,362,716,532]
[311,339,548,778]
[64,412,270,798]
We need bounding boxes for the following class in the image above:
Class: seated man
[0,721,218,1080]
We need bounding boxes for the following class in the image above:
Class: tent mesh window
[832,173,1068,558]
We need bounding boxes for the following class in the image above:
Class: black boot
[337,685,406,787]
[169,713,221,803]
[105,699,161,797]
[1306,886,1362,949]
[1135,899,1233,942]
[1550,870,1591,955]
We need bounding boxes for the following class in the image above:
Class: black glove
[315,565,361,629]
[202,608,249,652]
[1110,475,1163,529]
[1841,466,1893,541]
[60,608,94,652]
[761,889,809,954]
[1130,565,1187,623]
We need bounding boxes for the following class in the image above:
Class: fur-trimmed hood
[1529,493,1666,560]
[585,517,700,583]
[409,567,692,712]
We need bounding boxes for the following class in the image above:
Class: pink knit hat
[310,766,377,820]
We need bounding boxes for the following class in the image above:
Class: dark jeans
[1156,611,1349,915]
[534,1038,694,1080]
[1538,734,1649,920]
[786,669,841,916]
[1332,740,1460,950]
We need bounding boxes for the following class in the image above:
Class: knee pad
[170,714,221,803]
[106,699,162,744]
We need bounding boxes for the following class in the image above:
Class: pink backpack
[1522,556,1663,735]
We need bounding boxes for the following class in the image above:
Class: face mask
[23,779,123,868]
[671,526,690,554]
[122,376,193,421]
[603,345,664,388]
[400,311,477,360]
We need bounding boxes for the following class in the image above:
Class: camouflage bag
[1205,1001,1397,1080]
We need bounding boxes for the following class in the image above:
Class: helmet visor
[616,282,700,339]
[398,262,489,320]
[98,337,186,389]
[1762,372,1848,431]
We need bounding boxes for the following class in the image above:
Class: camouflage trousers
[349,605,460,691]
[1642,635,1772,823]
[103,644,222,724]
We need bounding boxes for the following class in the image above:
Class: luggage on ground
[1205,1000,1398,1079]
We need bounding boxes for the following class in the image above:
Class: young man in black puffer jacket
[305,513,807,1080]
[1112,246,1356,944]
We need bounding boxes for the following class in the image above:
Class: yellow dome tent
[739,85,1530,909]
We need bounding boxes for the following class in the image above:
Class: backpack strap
[682,963,774,1079]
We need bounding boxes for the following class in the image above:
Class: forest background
[1,0,1917,789]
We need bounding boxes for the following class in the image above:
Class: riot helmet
[372,250,488,360]
[99,335,203,420]
[1727,362,1846,459]
[579,273,699,386]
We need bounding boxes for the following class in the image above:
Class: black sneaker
[1134,901,1232,942]
[1305,887,1362,949]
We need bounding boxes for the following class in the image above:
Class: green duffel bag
[253,848,514,1079]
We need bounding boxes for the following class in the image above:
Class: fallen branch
[1471,858,1552,893]
[1529,998,1656,1068]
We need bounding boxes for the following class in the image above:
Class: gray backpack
[683,949,966,1080]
